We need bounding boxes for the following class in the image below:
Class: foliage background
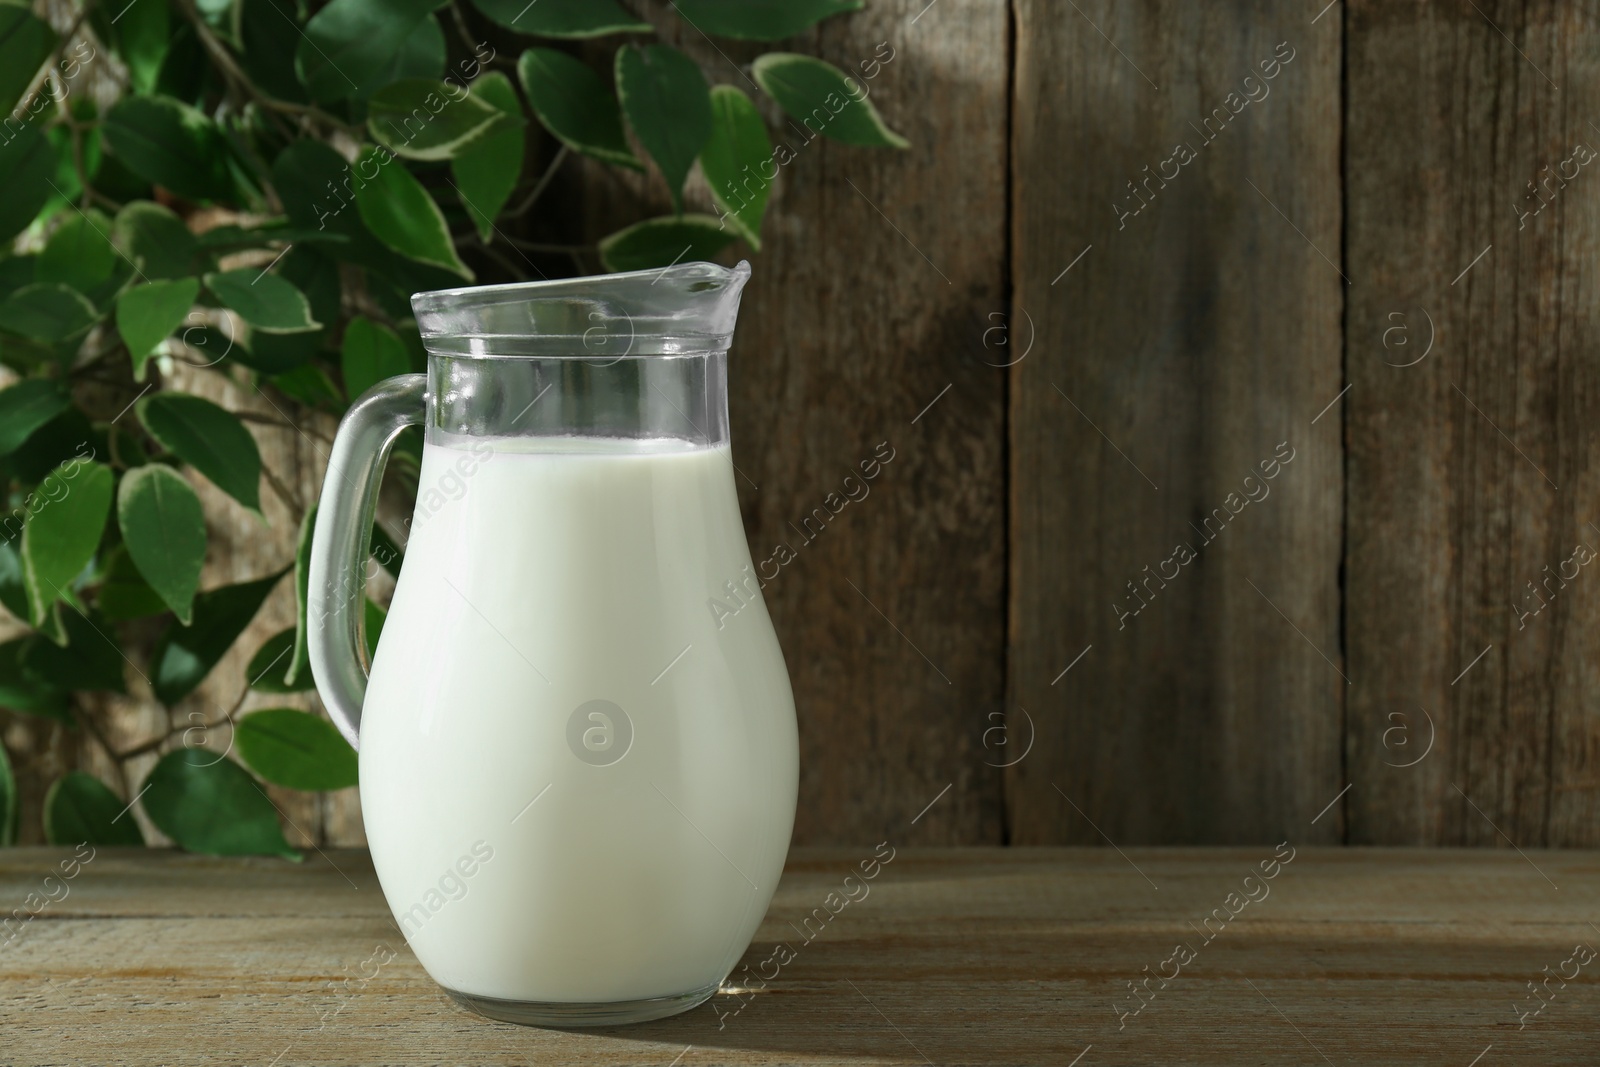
[0,0,906,854]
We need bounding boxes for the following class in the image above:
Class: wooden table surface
[1,846,1596,1066]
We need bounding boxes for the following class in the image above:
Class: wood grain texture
[581,1,1012,844]
[731,0,1009,847]
[1344,0,1600,847]
[1007,1,1346,844]
[2,847,1597,1065]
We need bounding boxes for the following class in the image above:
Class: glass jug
[307,262,798,1027]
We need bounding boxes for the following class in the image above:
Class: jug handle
[307,373,426,750]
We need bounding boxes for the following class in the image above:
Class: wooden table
[1,847,1595,1065]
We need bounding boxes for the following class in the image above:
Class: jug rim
[410,260,752,358]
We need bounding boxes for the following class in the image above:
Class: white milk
[360,437,798,1004]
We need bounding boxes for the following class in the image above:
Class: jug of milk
[306,261,798,1027]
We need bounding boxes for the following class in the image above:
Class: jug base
[444,979,721,1028]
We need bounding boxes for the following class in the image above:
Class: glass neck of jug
[409,261,751,447]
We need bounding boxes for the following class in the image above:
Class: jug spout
[411,261,752,358]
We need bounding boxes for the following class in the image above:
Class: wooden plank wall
[726,2,1011,845]
[1009,0,1600,847]
[1344,0,1600,848]
[1008,0,1346,844]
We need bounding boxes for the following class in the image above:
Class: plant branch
[71,702,131,797]
[448,1,479,57]
[506,145,570,219]
[234,410,334,446]
[235,410,308,433]
[459,237,530,281]
[175,0,359,141]
[16,2,96,120]
[116,684,251,761]
[499,236,595,254]
[260,461,306,521]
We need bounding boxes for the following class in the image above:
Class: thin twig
[448,1,480,55]
[506,145,570,218]
[175,0,358,140]
[499,235,594,254]
[15,1,96,121]
[71,703,131,797]
[116,683,251,761]
[260,461,306,521]
[236,411,334,445]
[464,238,530,281]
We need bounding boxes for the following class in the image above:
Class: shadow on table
[485,926,1088,1065]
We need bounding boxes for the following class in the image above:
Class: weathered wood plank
[1344,0,1600,846]
[2,847,1596,1064]
[1008,1,1345,843]
[581,2,1011,844]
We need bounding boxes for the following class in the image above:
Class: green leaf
[615,45,712,212]
[516,47,639,172]
[153,20,206,106]
[286,504,315,688]
[239,0,308,103]
[0,540,27,623]
[368,78,510,161]
[111,201,200,280]
[0,283,98,343]
[268,364,343,409]
[117,278,200,378]
[149,569,286,705]
[0,637,69,720]
[97,544,171,622]
[37,209,120,296]
[136,393,262,513]
[141,750,300,859]
[244,246,338,374]
[0,379,70,457]
[751,53,909,149]
[356,13,446,101]
[203,268,319,334]
[114,0,170,95]
[246,628,310,693]
[0,1,56,115]
[295,0,448,104]
[117,465,206,625]
[700,86,772,249]
[44,772,144,846]
[0,254,36,300]
[0,125,55,245]
[673,0,862,40]
[272,140,367,242]
[450,71,525,241]
[21,606,126,693]
[102,95,236,201]
[354,147,472,278]
[20,459,112,626]
[236,708,358,791]
[173,322,248,372]
[7,410,99,487]
[275,246,342,328]
[340,316,410,400]
[270,140,465,296]
[0,739,13,846]
[471,0,649,37]
[598,214,736,273]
